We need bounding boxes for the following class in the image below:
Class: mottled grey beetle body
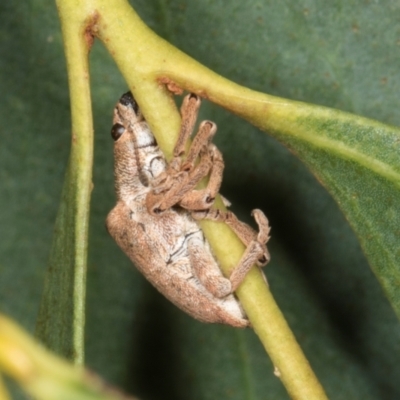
[107,92,270,328]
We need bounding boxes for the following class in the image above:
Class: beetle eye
[111,123,125,141]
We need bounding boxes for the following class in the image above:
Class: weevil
[106,92,271,327]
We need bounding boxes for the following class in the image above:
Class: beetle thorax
[114,122,166,201]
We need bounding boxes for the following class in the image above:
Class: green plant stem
[50,0,329,398]
[94,2,328,399]
[0,314,136,400]
[36,1,95,364]
[0,373,10,400]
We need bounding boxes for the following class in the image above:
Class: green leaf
[255,103,400,314]
[35,159,89,364]
[1,1,400,399]
[232,99,400,317]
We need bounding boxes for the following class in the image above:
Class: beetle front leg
[179,144,224,210]
[153,93,202,184]
[173,93,202,157]
[146,145,213,214]
[162,93,205,177]
[181,121,216,170]
[146,116,218,214]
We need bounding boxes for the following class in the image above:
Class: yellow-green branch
[1,314,137,400]
[49,0,329,399]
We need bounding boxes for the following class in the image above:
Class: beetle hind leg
[192,208,271,292]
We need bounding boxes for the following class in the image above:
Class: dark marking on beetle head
[119,91,139,114]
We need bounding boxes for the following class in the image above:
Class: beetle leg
[146,145,213,214]
[192,208,271,291]
[179,144,224,211]
[187,235,232,298]
[146,112,218,214]
[173,93,201,157]
[181,120,216,170]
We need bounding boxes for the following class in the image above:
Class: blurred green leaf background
[1,1,400,399]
